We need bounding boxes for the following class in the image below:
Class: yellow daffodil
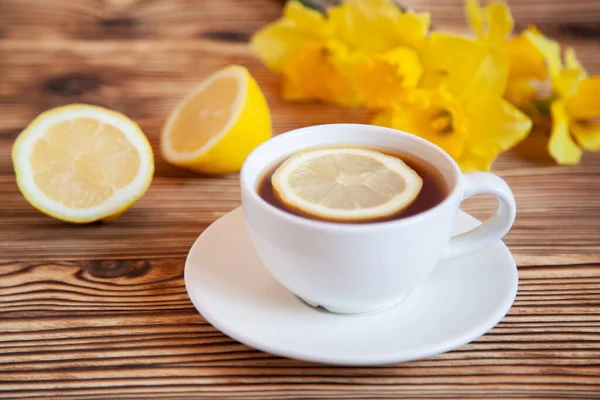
[404,0,532,171]
[251,1,330,73]
[327,0,429,107]
[526,30,600,164]
[372,87,469,159]
[373,86,532,172]
[504,28,548,109]
[251,2,356,106]
[420,1,511,100]
[423,1,546,113]
[328,0,429,52]
[339,45,423,108]
[251,0,430,108]
[251,0,591,170]
[466,0,548,108]
[280,40,362,107]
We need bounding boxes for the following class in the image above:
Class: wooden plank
[0,0,282,41]
[0,260,599,398]
[2,0,600,42]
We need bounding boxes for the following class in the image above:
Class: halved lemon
[272,148,423,222]
[12,104,154,223]
[161,65,271,174]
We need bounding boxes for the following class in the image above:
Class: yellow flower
[458,93,533,171]
[251,0,430,108]
[423,1,545,113]
[340,46,423,108]
[373,86,532,172]
[373,88,469,160]
[465,1,547,110]
[466,0,513,45]
[280,40,362,107]
[420,31,508,101]
[407,1,532,171]
[251,1,330,73]
[504,27,548,110]
[280,39,422,108]
[328,0,430,107]
[526,30,600,164]
[328,0,430,52]
[506,28,547,82]
[464,1,549,111]
[421,1,512,100]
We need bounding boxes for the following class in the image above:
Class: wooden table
[1,0,599,398]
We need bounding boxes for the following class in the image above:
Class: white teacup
[241,124,516,314]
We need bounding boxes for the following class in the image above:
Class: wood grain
[1,0,600,398]
[1,259,600,399]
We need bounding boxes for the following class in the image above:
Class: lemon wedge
[272,148,423,222]
[161,65,271,174]
[12,104,154,223]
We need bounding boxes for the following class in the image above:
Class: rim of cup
[241,123,463,232]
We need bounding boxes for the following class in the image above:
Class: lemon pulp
[272,148,423,222]
[12,104,154,223]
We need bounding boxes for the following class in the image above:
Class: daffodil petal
[524,35,585,98]
[566,76,600,120]
[395,10,431,50]
[371,88,469,160]
[504,79,537,109]
[328,0,429,53]
[466,0,513,44]
[421,32,509,100]
[565,47,584,71]
[523,29,573,96]
[559,48,588,99]
[506,32,547,81]
[485,1,514,44]
[328,0,402,52]
[251,1,329,72]
[371,109,394,127]
[380,47,423,88]
[457,153,497,173]
[460,96,533,171]
[466,0,484,39]
[548,100,582,165]
[559,67,587,98]
[524,29,561,75]
[347,46,422,108]
[571,121,600,151]
[281,41,361,107]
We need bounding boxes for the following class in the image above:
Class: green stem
[534,98,553,115]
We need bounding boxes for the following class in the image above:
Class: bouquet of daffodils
[251,0,600,171]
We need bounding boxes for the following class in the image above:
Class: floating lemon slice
[161,65,271,174]
[12,104,154,223]
[272,148,423,222]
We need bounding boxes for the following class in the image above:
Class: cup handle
[441,172,516,261]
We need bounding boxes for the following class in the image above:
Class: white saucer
[185,207,518,366]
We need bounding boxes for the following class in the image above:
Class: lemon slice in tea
[272,148,423,222]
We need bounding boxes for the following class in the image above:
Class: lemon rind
[12,104,154,223]
[272,148,423,222]
[160,65,248,163]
